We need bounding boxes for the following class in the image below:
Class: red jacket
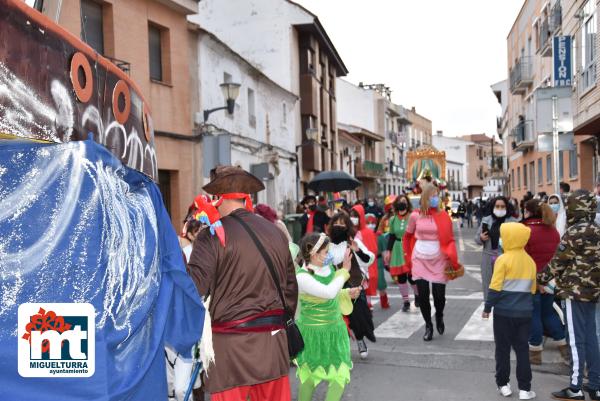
[523,218,560,273]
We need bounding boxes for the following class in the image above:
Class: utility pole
[491,137,495,171]
[552,95,560,195]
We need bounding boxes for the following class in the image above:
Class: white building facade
[191,0,348,196]
[446,160,465,201]
[483,177,504,201]
[336,79,386,199]
[432,133,473,200]
[196,28,300,213]
[384,103,410,195]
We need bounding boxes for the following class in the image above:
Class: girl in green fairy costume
[295,233,361,401]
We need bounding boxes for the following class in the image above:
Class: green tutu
[294,268,353,387]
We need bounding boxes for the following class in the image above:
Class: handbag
[445,263,465,280]
[230,214,305,359]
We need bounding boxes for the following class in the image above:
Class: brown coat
[188,209,298,394]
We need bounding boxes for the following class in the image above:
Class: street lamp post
[295,128,320,201]
[203,82,241,122]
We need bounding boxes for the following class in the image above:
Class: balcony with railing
[539,19,552,57]
[510,56,533,94]
[551,2,562,33]
[511,120,535,152]
[355,159,385,179]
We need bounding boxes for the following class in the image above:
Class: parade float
[405,144,448,208]
[0,1,203,400]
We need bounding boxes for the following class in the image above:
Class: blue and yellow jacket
[484,222,537,318]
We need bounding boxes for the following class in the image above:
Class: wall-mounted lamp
[203,82,241,122]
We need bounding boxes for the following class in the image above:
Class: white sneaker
[519,390,536,399]
[357,339,368,359]
[498,383,513,397]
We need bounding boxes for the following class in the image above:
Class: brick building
[506,0,598,200]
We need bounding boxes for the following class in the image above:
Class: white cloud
[295,0,524,137]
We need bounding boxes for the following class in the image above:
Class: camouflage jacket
[539,190,600,303]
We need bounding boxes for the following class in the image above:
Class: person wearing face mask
[295,233,361,401]
[300,195,331,236]
[365,197,384,220]
[521,199,568,366]
[350,205,379,308]
[475,196,517,301]
[327,213,376,359]
[403,183,462,341]
[385,194,419,313]
[548,194,567,238]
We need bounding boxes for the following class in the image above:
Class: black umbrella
[307,170,361,193]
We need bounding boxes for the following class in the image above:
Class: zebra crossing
[373,300,494,342]
[371,262,495,342]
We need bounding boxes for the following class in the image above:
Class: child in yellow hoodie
[482,222,537,400]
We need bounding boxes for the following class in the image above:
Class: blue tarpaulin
[0,139,204,400]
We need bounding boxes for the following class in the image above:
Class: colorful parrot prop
[192,194,226,247]
[384,195,397,213]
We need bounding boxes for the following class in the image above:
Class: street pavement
[290,220,570,401]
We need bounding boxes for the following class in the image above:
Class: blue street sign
[553,36,572,87]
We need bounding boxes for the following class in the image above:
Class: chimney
[359,82,364,88]
[411,106,416,112]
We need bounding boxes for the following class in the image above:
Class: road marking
[454,302,494,342]
[372,293,483,301]
[464,241,481,251]
[374,304,430,338]
[456,221,465,252]
[464,264,482,283]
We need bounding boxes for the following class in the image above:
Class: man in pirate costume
[188,166,298,401]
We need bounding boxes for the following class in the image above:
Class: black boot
[436,314,445,335]
[402,301,410,312]
[423,323,433,341]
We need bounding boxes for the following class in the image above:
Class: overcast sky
[295,0,524,138]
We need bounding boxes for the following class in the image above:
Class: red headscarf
[352,204,379,295]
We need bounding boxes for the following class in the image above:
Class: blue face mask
[322,251,334,266]
[550,204,560,214]
[430,196,440,208]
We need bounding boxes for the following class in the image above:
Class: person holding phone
[475,196,517,301]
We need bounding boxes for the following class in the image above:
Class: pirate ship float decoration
[0,0,157,180]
